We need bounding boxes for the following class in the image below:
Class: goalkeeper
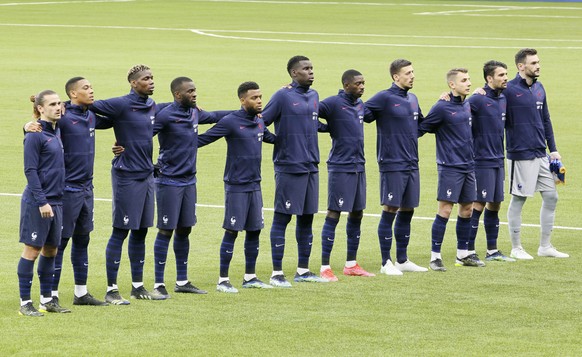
[504,48,568,259]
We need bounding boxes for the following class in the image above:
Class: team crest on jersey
[312,112,318,121]
[163,215,169,225]
[359,115,364,124]
[413,112,419,121]
[501,112,506,122]
[338,198,344,208]
[446,189,452,198]
[193,124,198,133]
[387,192,394,201]
[31,232,38,241]
[123,215,130,225]
[285,200,291,210]
[230,216,237,226]
[536,101,543,110]
[90,128,95,137]
[150,116,155,124]
[481,189,487,199]
[517,183,523,191]
[468,116,472,127]
[257,132,263,142]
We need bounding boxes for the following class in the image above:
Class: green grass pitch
[0,0,581,355]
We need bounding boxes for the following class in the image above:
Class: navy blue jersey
[198,108,275,192]
[262,81,320,173]
[505,73,557,160]
[419,94,474,171]
[91,90,157,179]
[468,85,506,168]
[154,100,231,185]
[319,90,372,173]
[59,102,113,190]
[365,84,424,172]
[22,120,65,206]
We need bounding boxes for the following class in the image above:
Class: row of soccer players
[17,48,567,317]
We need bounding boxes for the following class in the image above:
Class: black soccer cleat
[74,293,109,306]
[429,258,447,272]
[19,302,44,317]
[39,298,72,313]
[174,282,207,294]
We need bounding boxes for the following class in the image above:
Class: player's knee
[158,228,173,237]
[327,210,340,220]
[349,210,363,220]
[297,213,314,226]
[541,190,558,208]
[273,212,292,225]
[175,227,191,236]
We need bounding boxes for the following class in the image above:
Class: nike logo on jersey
[158,261,166,265]
[394,103,401,107]
[114,260,121,264]
[226,250,233,254]
[516,93,524,97]
[275,244,285,248]
[486,103,493,107]
[72,120,80,124]
[140,260,145,264]
[326,237,334,242]
[292,102,301,106]
[449,112,457,116]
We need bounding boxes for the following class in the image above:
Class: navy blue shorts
[380,170,420,208]
[437,167,477,203]
[111,172,154,230]
[475,167,504,203]
[62,189,94,237]
[327,171,366,212]
[20,200,62,248]
[274,172,319,215]
[156,183,197,230]
[223,190,264,231]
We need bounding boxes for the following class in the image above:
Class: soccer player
[418,68,480,271]
[318,69,375,281]
[18,90,71,316]
[504,48,568,259]
[197,81,275,293]
[47,78,112,306]
[262,55,328,286]
[91,64,161,304]
[467,61,515,262]
[149,77,232,299]
[366,59,429,275]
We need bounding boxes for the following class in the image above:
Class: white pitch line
[2,23,582,46]
[2,192,580,231]
[190,29,582,50]
[0,0,134,6]
[202,0,582,11]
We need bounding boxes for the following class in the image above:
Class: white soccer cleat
[380,260,403,276]
[537,245,569,258]
[395,260,428,272]
[510,247,534,260]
